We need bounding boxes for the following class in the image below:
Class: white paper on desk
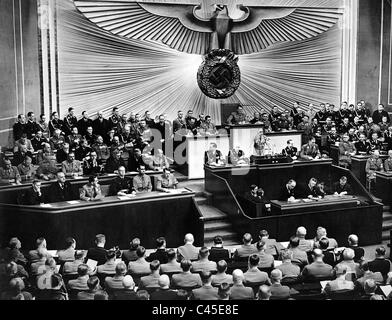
[302,199,313,203]
[73,176,83,179]
[274,260,282,267]
[67,200,80,205]
[118,196,130,201]
[280,242,289,248]
[320,281,330,290]
[380,285,392,297]
[47,250,58,257]
[107,173,117,176]
[40,204,52,208]
[86,259,98,270]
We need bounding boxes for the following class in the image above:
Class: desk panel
[374,172,392,206]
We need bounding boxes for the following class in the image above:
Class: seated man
[384,149,392,172]
[233,233,258,261]
[108,166,136,196]
[85,234,108,266]
[149,149,169,171]
[127,148,146,172]
[288,237,309,268]
[276,249,301,280]
[128,246,150,276]
[104,261,127,293]
[279,179,300,202]
[226,105,247,125]
[338,133,356,168]
[366,246,392,279]
[63,250,86,275]
[17,155,35,181]
[301,177,320,199]
[355,133,371,155]
[105,149,126,174]
[36,158,58,181]
[49,172,75,202]
[97,250,117,275]
[77,276,107,300]
[56,142,70,164]
[243,184,261,202]
[355,262,384,295]
[138,260,161,291]
[300,249,333,282]
[365,150,384,181]
[177,233,199,262]
[228,146,248,165]
[22,179,45,205]
[191,247,217,274]
[0,159,21,185]
[270,269,295,300]
[146,237,169,264]
[209,236,231,263]
[204,142,224,166]
[333,176,353,196]
[296,227,314,252]
[282,139,298,160]
[255,240,274,269]
[299,136,321,160]
[323,264,354,295]
[132,165,152,193]
[80,175,104,201]
[150,275,182,300]
[191,271,219,300]
[334,248,361,281]
[156,167,178,192]
[122,238,141,265]
[61,152,83,178]
[171,260,202,289]
[258,230,284,257]
[83,151,104,176]
[160,249,182,275]
[211,260,233,287]
[229,269,254,300]
[243,254,271,286]
[68,264,90,291]
[313,227,338,250]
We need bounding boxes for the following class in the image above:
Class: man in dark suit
[105,149,126,173]
[270,269,294,300]
[233,233,258,261]
[372,104,390,124]
[171,260,202,290]
[282,139,298,159]
[77,111,93,136]
[49,172,75,203]
[85,234,107,266]
[229,269,254,300]
[191,271,219,300]
[279,179,299,201]
[150,275,183,300]
[108,166,135,196]
[301,177,320,199]
[333,176,353,196]
[366,247,392,279]
[92,111,109,138]
[258,230,284,258]
[209,236,231,263]
[111,275,138,300]
[300,249,333,282]
[138,260,161,292]
[146,237,168,264]
[23,180,45,205]
[127,148,146,172]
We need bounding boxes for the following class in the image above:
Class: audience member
[177,233,199,262]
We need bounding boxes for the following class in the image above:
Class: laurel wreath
[197,49,241,99]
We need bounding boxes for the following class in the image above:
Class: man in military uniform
[108,166,135,196]
[365,150,384,180]
[226,105,247,125]
[299,136,321,161]
[61,152,83,178]
[384,150,392,172]
[172,111,187,134]
[355,134,371,155]
[49,129,65,151]
[80,176,104,201]
[133,165,152,193]
[156,167,178,192]
[0,159,21,185]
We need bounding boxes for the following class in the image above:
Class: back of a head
[319,238,330,250]
[218,283,231,299]
[184,233,194,244]
[343,248,355,261]
[289,236,300,248]
[87,276,100,290]
[249,254,260,267]
[156,237,166,248]
[313,249,323,260]
[65,237,75,248]
[200,271,212,284]
[376,246,386,257]
[158,274,170,289]
[258,284,271,300]
[95,234,105,245]
[122,275,135,289]
[213,235,223,245]
[130,238,140,250]
[106,249,116,261]
[136,246,146,258]
[136,290,150,300]
[9,277,24,294]
[259,230,269,239]
[270,269,282,282]
[166,248,176,261]
[348,234,358,245]
[364,279,377,294]
[180,260,192,272]
[115,262,127,276]
[78,264,89,277]
[36,237,46,248]
[256,240,266,251]
[217,260,228,273]
[45,258,57,270]
[243,233,252,244]
[280,249,293,261]
[199,247,209,259]
[232,269,244,283]
[150,260,160,272]
[296,227,307,238]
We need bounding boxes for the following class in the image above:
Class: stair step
[204,230,238,243]
[382,222,392,231]
[383,212,392,221]
[204,239,240,247]
[204,220,233,232]
[382,230,391,241]
[198,205,228,221]
[195,196,208,205]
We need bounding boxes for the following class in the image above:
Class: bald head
[158,275,170,289]
[258,285,271,300]
[232,269,244,283]
[184,233,194,244]
[313,249,323,260]
[348,234,358,245]
[270,269,282,283]
[296,227,307,238]
[122,275,135,289]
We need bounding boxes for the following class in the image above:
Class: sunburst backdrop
[57,0,342,123]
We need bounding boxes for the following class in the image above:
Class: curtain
[57,0,342,124]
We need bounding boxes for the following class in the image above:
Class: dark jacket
[49,181,75,203]
[146,249,169,264]
[23,187,45,205]
[108,176,133,196]
[209,247,231,263]
[105,157,126,173]
[85,246,108,266]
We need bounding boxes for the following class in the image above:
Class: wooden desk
[174,134,230,179]
[0,191,204,250]
[374,171,392,206]
[271,195,360,215]
[205,162,383,246]
[351,155,388,186]
[229,126,302,157]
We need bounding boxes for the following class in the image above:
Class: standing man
[77,111,93,137]
[282,140,298,159]
[226,105,247,125]
[172,111,187,134]
[63,107,78,136]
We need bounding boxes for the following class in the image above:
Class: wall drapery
[57,0,342,123]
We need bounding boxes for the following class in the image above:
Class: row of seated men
[1,226,391,300]
[11,165,178,205]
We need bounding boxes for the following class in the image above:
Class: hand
[308,195,313,199]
